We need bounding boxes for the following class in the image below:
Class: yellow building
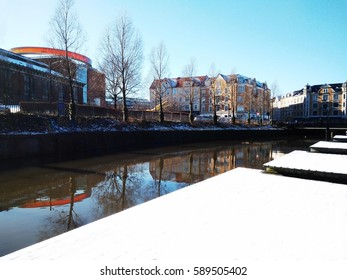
[273,83,347,125]
[150,73,271,123]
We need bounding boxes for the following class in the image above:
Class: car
[0,104,10,113]
[193,114,215,123]
[218,114,233,123]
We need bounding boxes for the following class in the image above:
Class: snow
[310,141,347,154]
[0,52,62,77]
[0,116,281,135]
[333,135,347,142]
[264,150,347,175]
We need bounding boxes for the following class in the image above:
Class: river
[0,138,316,256]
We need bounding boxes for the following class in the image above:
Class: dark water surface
[0,139,315,256]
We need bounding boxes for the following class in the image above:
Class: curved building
[10,46,105,106]
[0,47,84,114]
[10,46,92,66]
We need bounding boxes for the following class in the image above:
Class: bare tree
[99,27,121,111]
[228,74,237,124]
[149,42,170,123]
[48,0,86,121]
[100,15,143,122]
[244,80,255,125]
[182,57,197,123]
[208,77,219,125]
[208,64,218,125]
[270,81,279,124]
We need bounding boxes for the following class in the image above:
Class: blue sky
[1,0,347,97]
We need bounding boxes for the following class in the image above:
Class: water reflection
[0,139,313,256]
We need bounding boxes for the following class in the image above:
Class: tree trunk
[189,102,194,123]
[159,102,164,123]
[122,90,128,122]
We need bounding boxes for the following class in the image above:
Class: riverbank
[0,129,286,160]
[0,114,339,164]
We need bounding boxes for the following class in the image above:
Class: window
[312,95,318,101]
[173,89,177,95]
[322,94,329,102]
[312,103,318,109]
[237,105,244,112]
[237,96,243,102]
[238,85,245,93]
[334,94,339,100]
[333,102,339,108]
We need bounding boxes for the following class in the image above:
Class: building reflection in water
[0,139,313,256]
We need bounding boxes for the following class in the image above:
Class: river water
[0,138,316,256]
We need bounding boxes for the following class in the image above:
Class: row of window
[312,93,341,101]
[163,85,266,96]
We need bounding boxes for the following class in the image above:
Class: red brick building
[0,48,84,110]
[9,47,106,107]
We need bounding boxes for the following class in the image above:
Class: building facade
[273,83,347,124]
[0,48,84,110]
[9,47,106,107]
[150,73,271,121]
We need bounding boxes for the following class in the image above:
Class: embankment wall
[0,128,334,162]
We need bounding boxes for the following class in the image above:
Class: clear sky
[1,0,347,97]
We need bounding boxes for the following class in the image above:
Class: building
[0,48,84,113]
[150,73,271,122]
[9,46,106,107]
[273,82,347,124]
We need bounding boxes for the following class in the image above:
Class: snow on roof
[0,48,62,77]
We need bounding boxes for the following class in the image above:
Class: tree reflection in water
[39,177,86,241]
[91,164,143,219]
